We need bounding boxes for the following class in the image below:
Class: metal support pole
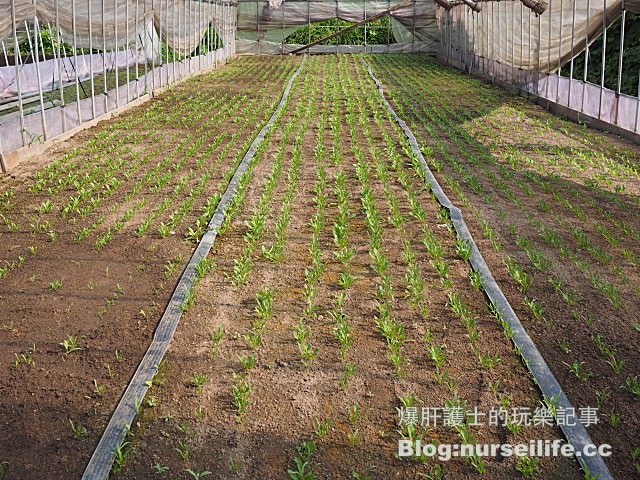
[31,16,48,140]
[151,0,156,89]
[519,2,523,87]
[598,0,607,120]
[71,0,82,125]
[172,0,176,79]
[115,0,120,105]
[102,0,107,110]
[412,0,416,53]
[556,0,564,104]
[581,0,590,113]
[545,0,552,98]
[536,12,541,95]
[364,0,367,53]
[88,0,95,118]
[1,41,8,66]
[615,9,626,125]
[144,0,149,88]
[126,0,131,100]
[136,0,140,97]
[568,0,576,108]
[616,8,625,96]
[528,8,532,88]
[336,0,339,55]
[635,69,640,133]
[387,0,390,53]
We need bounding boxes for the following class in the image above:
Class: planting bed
[114,54,576,479]
[0,53,637,480]
[367,54,640,479]
[0,56,300,479]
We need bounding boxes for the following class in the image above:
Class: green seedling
[59,335,82,356]
[69,419,88,438]
[185,470,212,480]
[209,326,224,359]
[191,373,206,395]
[312,418,332,438]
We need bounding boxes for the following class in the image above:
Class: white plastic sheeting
[0,0,237,162]
[0,48,230,160]
[438,0,634,72]
[436,1,640,136]
[0,0,237,58]
[0,49,146,98]
[236,0,438,54]
[440,43,640,136]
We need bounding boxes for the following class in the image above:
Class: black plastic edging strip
[82,55,307,480]
[360,54,613,480]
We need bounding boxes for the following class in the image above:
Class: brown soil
[0,56,300,479]
[367,54,640,479]
[115,55,577,479]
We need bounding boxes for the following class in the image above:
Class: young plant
[312,418,332,438]
[232,374,252,419]
[209,326,224,359]
[59,335,82,356]
[69,419,88,439]
[191,373,206,395]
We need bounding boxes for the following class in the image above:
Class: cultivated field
[0,54,638,479]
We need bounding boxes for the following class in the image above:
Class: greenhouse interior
[0,0,639,478]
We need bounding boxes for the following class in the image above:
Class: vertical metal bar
[151,0,156,89]
[87,0,96,117]
[581,0,590,113]
[102,0,107,109]
[519,2,523,87]
[11,0,26,146]
[412,0,416,53]
[635,69,640,132]
[598,0,607,119]
[32,15,49,139]
[545,0,552,98]
[307,0,310,47]
[144,0,149,88]
[1,41,8,66]
[71,0,82,125]
[536,11,541,95]
[364,0,367,53]
[556,0,563,104]
[497,2,501,65]
[136,0,141,97]
[172,0,176,79]
[115,0,120,105]
[615,8,625,125]
[214,0,218,68]
[528,7,532,88]
[336,0,339,55]
[126,0,131,100]
[491,1,495,82]
[386,0,390,53]
[510,2,515,84]
[616,8,625,96]
[568,0,576,108]
[38,19,47,63]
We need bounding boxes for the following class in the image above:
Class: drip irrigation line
[81,54,307,480]
[360,53,613,480]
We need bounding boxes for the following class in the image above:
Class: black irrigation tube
[82,55,307,480]
[360,54,613,480]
